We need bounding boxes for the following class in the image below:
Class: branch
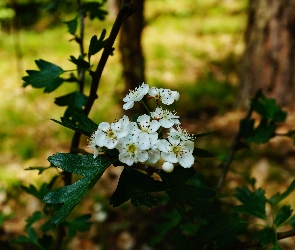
[216,90,262,190]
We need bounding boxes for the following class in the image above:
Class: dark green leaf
[69,55,91,70]
[287,214,295,229]
[246,119,276,144]
[233,186,266,219]
[83,2,108,20]
[239,118,255,139]
[52,111,98,136]
[159,167,216,221]
[54,91,87,108]
[269,179,295,205]
[254,227,276,247]
[88,30,108,61]
[22,59,65,93]
[274,205,292,227]
[110,167,164,208]
[43,153,115,226]
[63,16,78,35]
[25,211,45,230]
[66,214,92,237]
[193,148,214,158]
[251,93,287,122]
[25,166,53,175]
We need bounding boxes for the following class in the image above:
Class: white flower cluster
[88,83,195,173]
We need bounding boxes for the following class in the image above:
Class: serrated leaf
[193,131,215,139]
[251,93,287,122]
[69,55,90,70]
[22,59,65,93]
[274,205,292,227]
[110,167,164,208]
[159,167,216,221]
[25,166,52,175]
[254,227,276,247]
[52,111,98,136]
[83,2,108,20]
[43,153,115,226]
[246,119,276,144]
[54,91,88,117]
[63,16,78,35]
[269,179,295,205]
[193,148,214,158]
[233,186,266,219]
[66,214,92,237]
[88,30,107,61]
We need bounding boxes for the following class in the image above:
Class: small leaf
[52,111,98,136]
[239,118,255,139]
[69,55,91,70]
[246,119,276,144]
[233,186,266,219]
[25,166,53,175]
[193,148,214,158]
[254,227,276,247]
[25,211,45,230]
[63,16,78,35]
[287,214,295,229]
[88,30,107,61]
[274,205,293,227]
[22,59,65,93]
[66,214,92,237]
[83,2,108,20]
[269,179,295,205]
[43,153,115,226]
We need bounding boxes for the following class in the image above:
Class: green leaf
[52,111,98,136]
[25,166,53,175]
[43,153,115,226]
[63,16,78,35]
[66,214,92,237]
[110,167,164,208]
[54,91,88,117]
[159,167,216,221]
[274,205,293,227]
[251,93,287,122]
[233,186,266,219]
[287,214,295,229]
[88,30,108,61]
[193,131,215,139]
[22,59,65,93]
[239,118,255,139]
[193,148,214,158]
[69,55,91,70]
[269,179,295,205]
[254,227,276,247]
[83,2,108,20]
[246,119,276,144]
[25,211,45,230]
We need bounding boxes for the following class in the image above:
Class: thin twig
[216,90,262,190]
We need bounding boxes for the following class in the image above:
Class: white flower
[146,133,161,164]
[148,86,180,105]
[95,115,130,149]
[168,125,194,141]
[150,107,180,128]
[117,135,149,166]
[123,82,149,110]
[137,114,160,134]
[162,162,174,173]
[157,136,195,168]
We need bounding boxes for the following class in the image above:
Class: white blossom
[157,136,195,168]
[168,125,194,141]
[148,86,180,105]
[162,162,174,173]
[95,115,129,149]
[87,130,99,158]
[150,107,180,128]
[117,135,149,166]
[123,82,149,110]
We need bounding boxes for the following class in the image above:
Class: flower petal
[162,152,178,163]
[178,153,194,168]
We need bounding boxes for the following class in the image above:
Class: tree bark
[239,0,295,106]
[114,0,146,117]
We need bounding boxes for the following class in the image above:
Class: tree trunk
[239,0,295,106]
[114,0,146,117]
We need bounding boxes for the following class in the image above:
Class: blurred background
[1,0,295,249]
